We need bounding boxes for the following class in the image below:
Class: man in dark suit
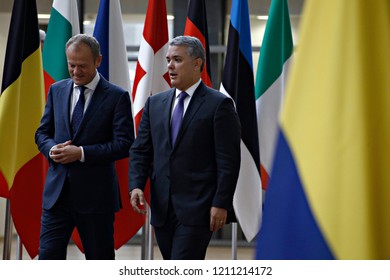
[129,36,241,260]
[35,34,134,260]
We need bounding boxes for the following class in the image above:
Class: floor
[3,238,255,260]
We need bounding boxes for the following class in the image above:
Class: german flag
[184,0,212,87]
[0,0,46,258]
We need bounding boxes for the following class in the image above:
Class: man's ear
[95,54,103,68]
[193,57,202,72]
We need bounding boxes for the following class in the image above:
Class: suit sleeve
[35,86,57,160]
[83,90,134,163]
[212,97,241,209]
[128,97,154,191]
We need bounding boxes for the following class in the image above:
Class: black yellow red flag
[0,0,46,258]
[184,0,212,86]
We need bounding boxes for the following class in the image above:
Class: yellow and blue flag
[256,0,390,259]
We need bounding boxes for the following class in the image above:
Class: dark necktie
[171,91,188,145]
[71,85,86,136]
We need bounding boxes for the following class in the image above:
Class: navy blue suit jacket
[36,75,134,213]
[129,82,241,227]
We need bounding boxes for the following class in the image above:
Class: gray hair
[169,36,205,72]
[66,34,101,60]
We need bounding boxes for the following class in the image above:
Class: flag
[131,0,170,230]
[220,0,262,242]
[0,0,46,258]
[81,0,140,250]
[256,0,390,259]
[132,0,170,132]
[255,0,293,189]
[42,0,80,95]
[184,0,212,87]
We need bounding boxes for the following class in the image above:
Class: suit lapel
[61,80,74,137]
[74,76,109,138]
[163,89,176,147]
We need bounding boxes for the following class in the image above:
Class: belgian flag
[0,0,46,258]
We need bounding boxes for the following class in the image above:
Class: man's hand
[210,207,227,232]
[49,140,82,164]
[130,188,147,214]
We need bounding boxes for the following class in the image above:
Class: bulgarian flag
[43,0,80,95]
[184,0,212,87]
[255,0,293,189]
[0,0,46,258]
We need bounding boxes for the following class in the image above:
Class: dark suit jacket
[129,82,241,227]
[36,75,134,213]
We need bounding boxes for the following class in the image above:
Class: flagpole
[2,200,13,260]
[147,212,154,260]
[16,235,23,260]
[231,222,237,260]
[141,205,153,260]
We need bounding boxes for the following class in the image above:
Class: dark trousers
[39,183,115,260]
[154,199,213,260]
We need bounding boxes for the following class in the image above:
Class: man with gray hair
[129,36,241,259]
[36,34,134,259]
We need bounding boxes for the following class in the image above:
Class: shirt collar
[73,71,100,91]
[175,79,202,98]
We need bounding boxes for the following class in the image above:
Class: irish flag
[255,0,293,189]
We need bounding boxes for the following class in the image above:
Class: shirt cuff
[80,146,85,162]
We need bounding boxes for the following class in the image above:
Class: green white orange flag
[0,0,46,258]
[43,0,80,94]
[255,0,293,189]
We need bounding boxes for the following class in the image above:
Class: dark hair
[66,34,101,60]
[169,36,205,72]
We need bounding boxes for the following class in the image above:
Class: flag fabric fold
[42,0,80,95]
[184,0,212,87]
[132,0,171,133]
[255,0,293,189]
[220,0,262,242]
[0,0,46,258]
[130,0,170,225]
[256,0,390,260]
